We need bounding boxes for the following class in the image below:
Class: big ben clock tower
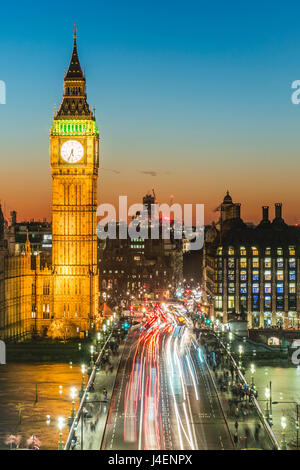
[50,30,99,335]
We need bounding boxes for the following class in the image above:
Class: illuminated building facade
[0,33,99,340]
[0,211,33,340]
[49,31,99,333]
[204,193,300,328]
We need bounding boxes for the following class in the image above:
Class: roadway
[101,304,234,450]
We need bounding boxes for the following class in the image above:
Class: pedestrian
[234,420,239,431]
[244,426,250,449]
[254,423,261,441]
[233,431,238,446]
[71,435,77,450]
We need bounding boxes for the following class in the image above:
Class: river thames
[0,363,81,450]
[244,364,300,449]
[1,361,300,450]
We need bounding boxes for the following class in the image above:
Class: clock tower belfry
[50,30,99,334]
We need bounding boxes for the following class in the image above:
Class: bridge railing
[64,332,113,450]
[202,329,280,450]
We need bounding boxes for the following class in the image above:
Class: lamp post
[238,345,243,369]
[90,345,94,367]
[250,363,255,388]
[265,386,270,421]
[272,401,299,449]
[281,416,287,450]
[228,332,232,352]
[221,324,225,340]
[57,417,65,450]
[80,364,86,398]
[97,332,101,345]
[69,387,76,427]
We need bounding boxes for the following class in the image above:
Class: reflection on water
[0,363,81,450]
[245,365,300,448]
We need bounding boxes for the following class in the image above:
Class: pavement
[201,335,276,450]
[72,344,125,450]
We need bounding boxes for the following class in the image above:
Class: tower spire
[25,228,31,254]
[65,26,84,80]
[54,28,94,120]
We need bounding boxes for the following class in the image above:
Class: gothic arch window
[217,247,222,256]
[228,246,234,255]
[240,246,246,256]
[251,246,259,256]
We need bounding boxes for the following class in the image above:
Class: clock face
[61,140,84,163]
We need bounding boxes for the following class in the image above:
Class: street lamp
[57,417,65,450]
[238,345,243,368]
[272,401,299,449]
[228,332,232,351]
[80,364,86,398]
[90,345,94,366]
[250,363,255,388]
[265,387,270,420]
[281,416,287,450]
[70,387,77,420]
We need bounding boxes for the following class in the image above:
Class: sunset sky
[1,1,300,225]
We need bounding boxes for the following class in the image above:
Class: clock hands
[68,148,75,162]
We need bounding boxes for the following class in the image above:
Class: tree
[47,318,78,340]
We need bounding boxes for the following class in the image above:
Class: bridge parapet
[249,328,300,345]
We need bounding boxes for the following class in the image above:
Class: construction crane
[152,188,157,204]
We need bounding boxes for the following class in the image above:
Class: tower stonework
[50,33,99,334]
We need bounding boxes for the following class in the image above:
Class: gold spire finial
[73,23,77,40]
[25,228,31,254]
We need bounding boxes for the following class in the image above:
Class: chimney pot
[262,206,269,221]
[275,203,282,219]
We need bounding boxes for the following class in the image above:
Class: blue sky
[1,0,300,223]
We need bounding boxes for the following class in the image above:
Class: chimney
[262,206,269,221]
[235,203,241,219]
[275,203,282,219]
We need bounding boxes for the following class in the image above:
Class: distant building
[99,193,183,303]
[0,206,33,340]
[14,218,52,266]
[204,192,300,328]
